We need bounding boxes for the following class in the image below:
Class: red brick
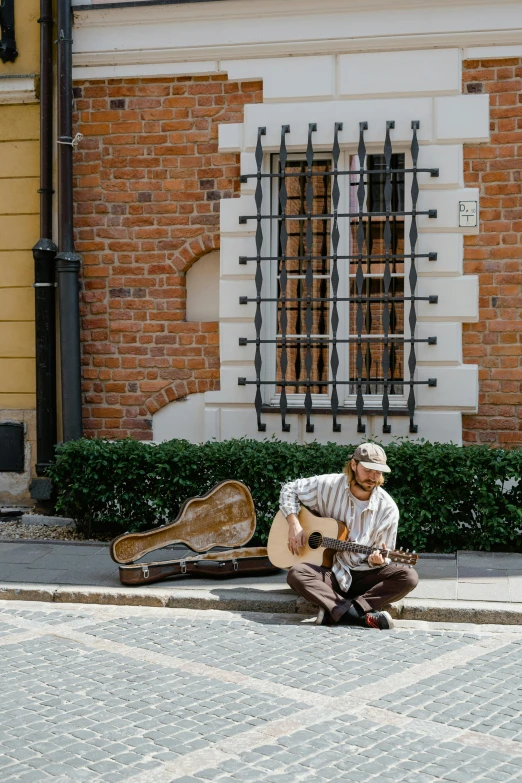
[462,57,522,447]
[74,84,237,436]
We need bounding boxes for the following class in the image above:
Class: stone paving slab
[92,621,475,696]
[508,574,522,602]
[0,600,522,783]
[457,581,509,603]
[167,717,522,783]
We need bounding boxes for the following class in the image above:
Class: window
[239,122,439,434]
[348,152,405,398]
[274,157,332,397]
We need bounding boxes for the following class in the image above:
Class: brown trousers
[287,562,419,622]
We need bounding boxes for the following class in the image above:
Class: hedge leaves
[47,438,522,552]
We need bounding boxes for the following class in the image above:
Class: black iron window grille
[238,121,440,434]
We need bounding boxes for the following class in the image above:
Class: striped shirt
[279,473,399,592]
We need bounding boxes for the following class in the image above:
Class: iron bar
[278,125,290,432]
[331,122,342,432]
[240,167,439,180]
[261,406,413,416]
[240,252,437,263]
[240,209,436,222]
[408,122,420,433]
[241,296,438,304]
[239,378,436,387]
[355,122,367,433]
[304,124,316,433]
[254,127,266,432]
[240,336,436,344]
[382,121,394,434]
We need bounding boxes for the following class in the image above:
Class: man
[281,443,418,630]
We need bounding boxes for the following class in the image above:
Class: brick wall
[462,59,522,446]
[73,76,262,439]
[73,67,521,445]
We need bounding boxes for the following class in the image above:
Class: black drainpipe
[55,0,82,441]
[32,0,57,482]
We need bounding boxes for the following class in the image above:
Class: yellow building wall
[0,106,39,410]
[0,0,40,502]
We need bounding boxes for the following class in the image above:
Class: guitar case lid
[110,479,257,565]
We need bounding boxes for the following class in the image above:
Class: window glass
[349,153,405,395]
[275,160,331,395]
[271,152,407,402]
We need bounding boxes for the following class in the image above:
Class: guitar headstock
[390,547,418,566]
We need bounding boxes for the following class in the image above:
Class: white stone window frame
[216,91,485,443]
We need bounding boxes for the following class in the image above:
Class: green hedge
[47,438,522,552]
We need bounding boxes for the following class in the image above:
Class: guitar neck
[319,534,417,566]
[321,536,386,558]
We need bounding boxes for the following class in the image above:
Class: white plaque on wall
[459,201,478,228]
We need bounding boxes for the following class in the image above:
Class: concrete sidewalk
[0,539,521,624]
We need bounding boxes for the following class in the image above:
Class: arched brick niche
[186,250,219,322]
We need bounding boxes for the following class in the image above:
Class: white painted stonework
[153,394,206,443]
[222,56,336,101]
[0,77,38,105]
[72,0,522,75]
[185,251,220,322]
[338,49,462,99]
[68,0,516,445]
[206,47,483,446]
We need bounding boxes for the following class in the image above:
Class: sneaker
[336,604,366,627]
[363,610,394,630]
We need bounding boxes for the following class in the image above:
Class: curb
[1,583,522,625]
[0,584,298,613]
[398,598,522,626]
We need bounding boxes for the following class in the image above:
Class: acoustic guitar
[267,508,418,570]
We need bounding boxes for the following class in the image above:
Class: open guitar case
[109,480,279,586]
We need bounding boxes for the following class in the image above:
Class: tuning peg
[406,549,409,553]
[412,550,416,554]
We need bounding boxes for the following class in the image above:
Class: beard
[353,467,377,492]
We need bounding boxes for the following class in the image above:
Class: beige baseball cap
[351,443,391,473]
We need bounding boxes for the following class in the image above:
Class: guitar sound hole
[308,532,322,550]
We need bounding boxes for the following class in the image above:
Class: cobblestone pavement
[1,602,522,783]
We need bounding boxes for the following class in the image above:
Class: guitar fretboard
[320,535,388,558]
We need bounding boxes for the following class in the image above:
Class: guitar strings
[319,536,414,562]
[321,536,389,556]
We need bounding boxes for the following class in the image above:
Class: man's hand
[368,541,387,567]
[287,513,307,555]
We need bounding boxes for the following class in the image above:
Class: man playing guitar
[281,443,418,630]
